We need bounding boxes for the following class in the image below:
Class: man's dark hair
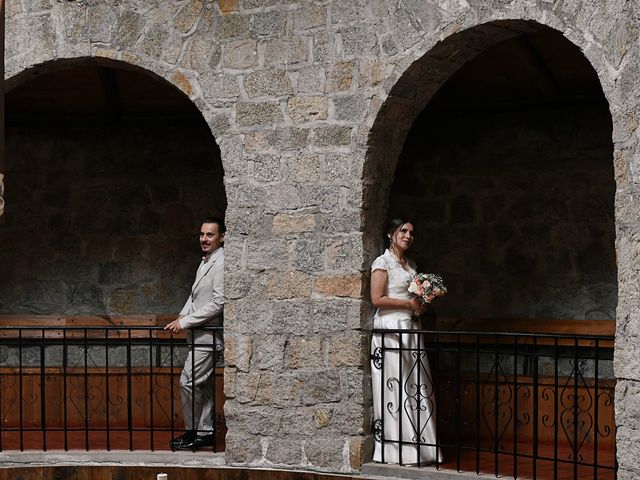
[202,216,226,235]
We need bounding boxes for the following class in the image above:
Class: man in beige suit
[165,217,225,450]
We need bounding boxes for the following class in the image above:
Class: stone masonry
[1,124,226,315]
[3,0,640,477]
[392,100,616,320]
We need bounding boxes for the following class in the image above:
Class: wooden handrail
[0,314,187,339]
[0,315,615,333]
[435,317,615,336]
[423,317,615,348]
[0,314,175,326]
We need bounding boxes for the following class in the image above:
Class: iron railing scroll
[0,324,225,452]
[371,327,616,479]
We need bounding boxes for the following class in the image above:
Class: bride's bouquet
[408,273,447,304]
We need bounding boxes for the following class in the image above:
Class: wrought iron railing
[371,328,616,479]
[0,325,225,452]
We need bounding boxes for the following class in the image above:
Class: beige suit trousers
[180,349,215,435]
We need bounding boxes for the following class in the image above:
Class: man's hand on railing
[164,316,184,334]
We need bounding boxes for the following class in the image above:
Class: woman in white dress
[370,218,442,465]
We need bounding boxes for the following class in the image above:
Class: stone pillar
[218,3,376,470]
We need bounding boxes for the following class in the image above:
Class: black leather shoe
[177,434,215,450]
[169,430,196,450]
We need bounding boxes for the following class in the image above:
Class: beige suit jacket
[178,247,224,350]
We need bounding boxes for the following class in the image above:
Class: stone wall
[3,0,640,477]
[0,125,225,314]
[390,102,616,319]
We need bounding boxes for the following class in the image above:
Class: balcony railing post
[380,330,385,464]
[475,334,480,475]
[63,328,68,451]
[127,328,133,451]
[554,337,559,480]
[170,331,175,445]
[573,337,579,480]
[455,332,461,472]
[105,328,110,451]
[191,333,196,439]
[417,329,422,468]
[398,331,403,465]
[594,338,600,479]
[434,331,440,470]
[0,335,3,452]
[212,329,217,452]
[18,328,23,451]
[493,333,499,476]
[149,329,155,451]
[84,327,89,451]
[533,336,539,479]
[513,335,518,479]
[40,328,46,451]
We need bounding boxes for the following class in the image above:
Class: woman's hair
[384,217,414,249]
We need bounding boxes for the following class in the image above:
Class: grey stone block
[244,68,292,98]
[313,125,352,147]
[236,102,284,127]
[173,0,203,34]
[87,4,117,43]
[113,11,145,48]
[305,436,345,468]
[339,25,380,57]
[222,39,258,69]
[218,14,250,39]
[293,4,326,32]
[263,37,310,66]
[264,437,304,465]
[332,94,368,122]
[292,238,325,272]
[251,10,285,37]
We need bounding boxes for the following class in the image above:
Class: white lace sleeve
[371,255,387,272]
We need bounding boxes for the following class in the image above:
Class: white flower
[408,281,419,294]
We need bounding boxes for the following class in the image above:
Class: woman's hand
[407,297,423,314]
[409,294,436,316]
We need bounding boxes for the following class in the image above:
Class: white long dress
[370,249,442,465]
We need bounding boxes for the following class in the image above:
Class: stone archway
[363,20,581,259]
[389,26,616,321]
[0,57,226,315]
[363,17,622,323]
[363,18,620,475]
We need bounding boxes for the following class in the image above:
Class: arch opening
[392,27,616,320]
[365,21,616,321]
[0,59,227,315]
[364,21,617,475]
